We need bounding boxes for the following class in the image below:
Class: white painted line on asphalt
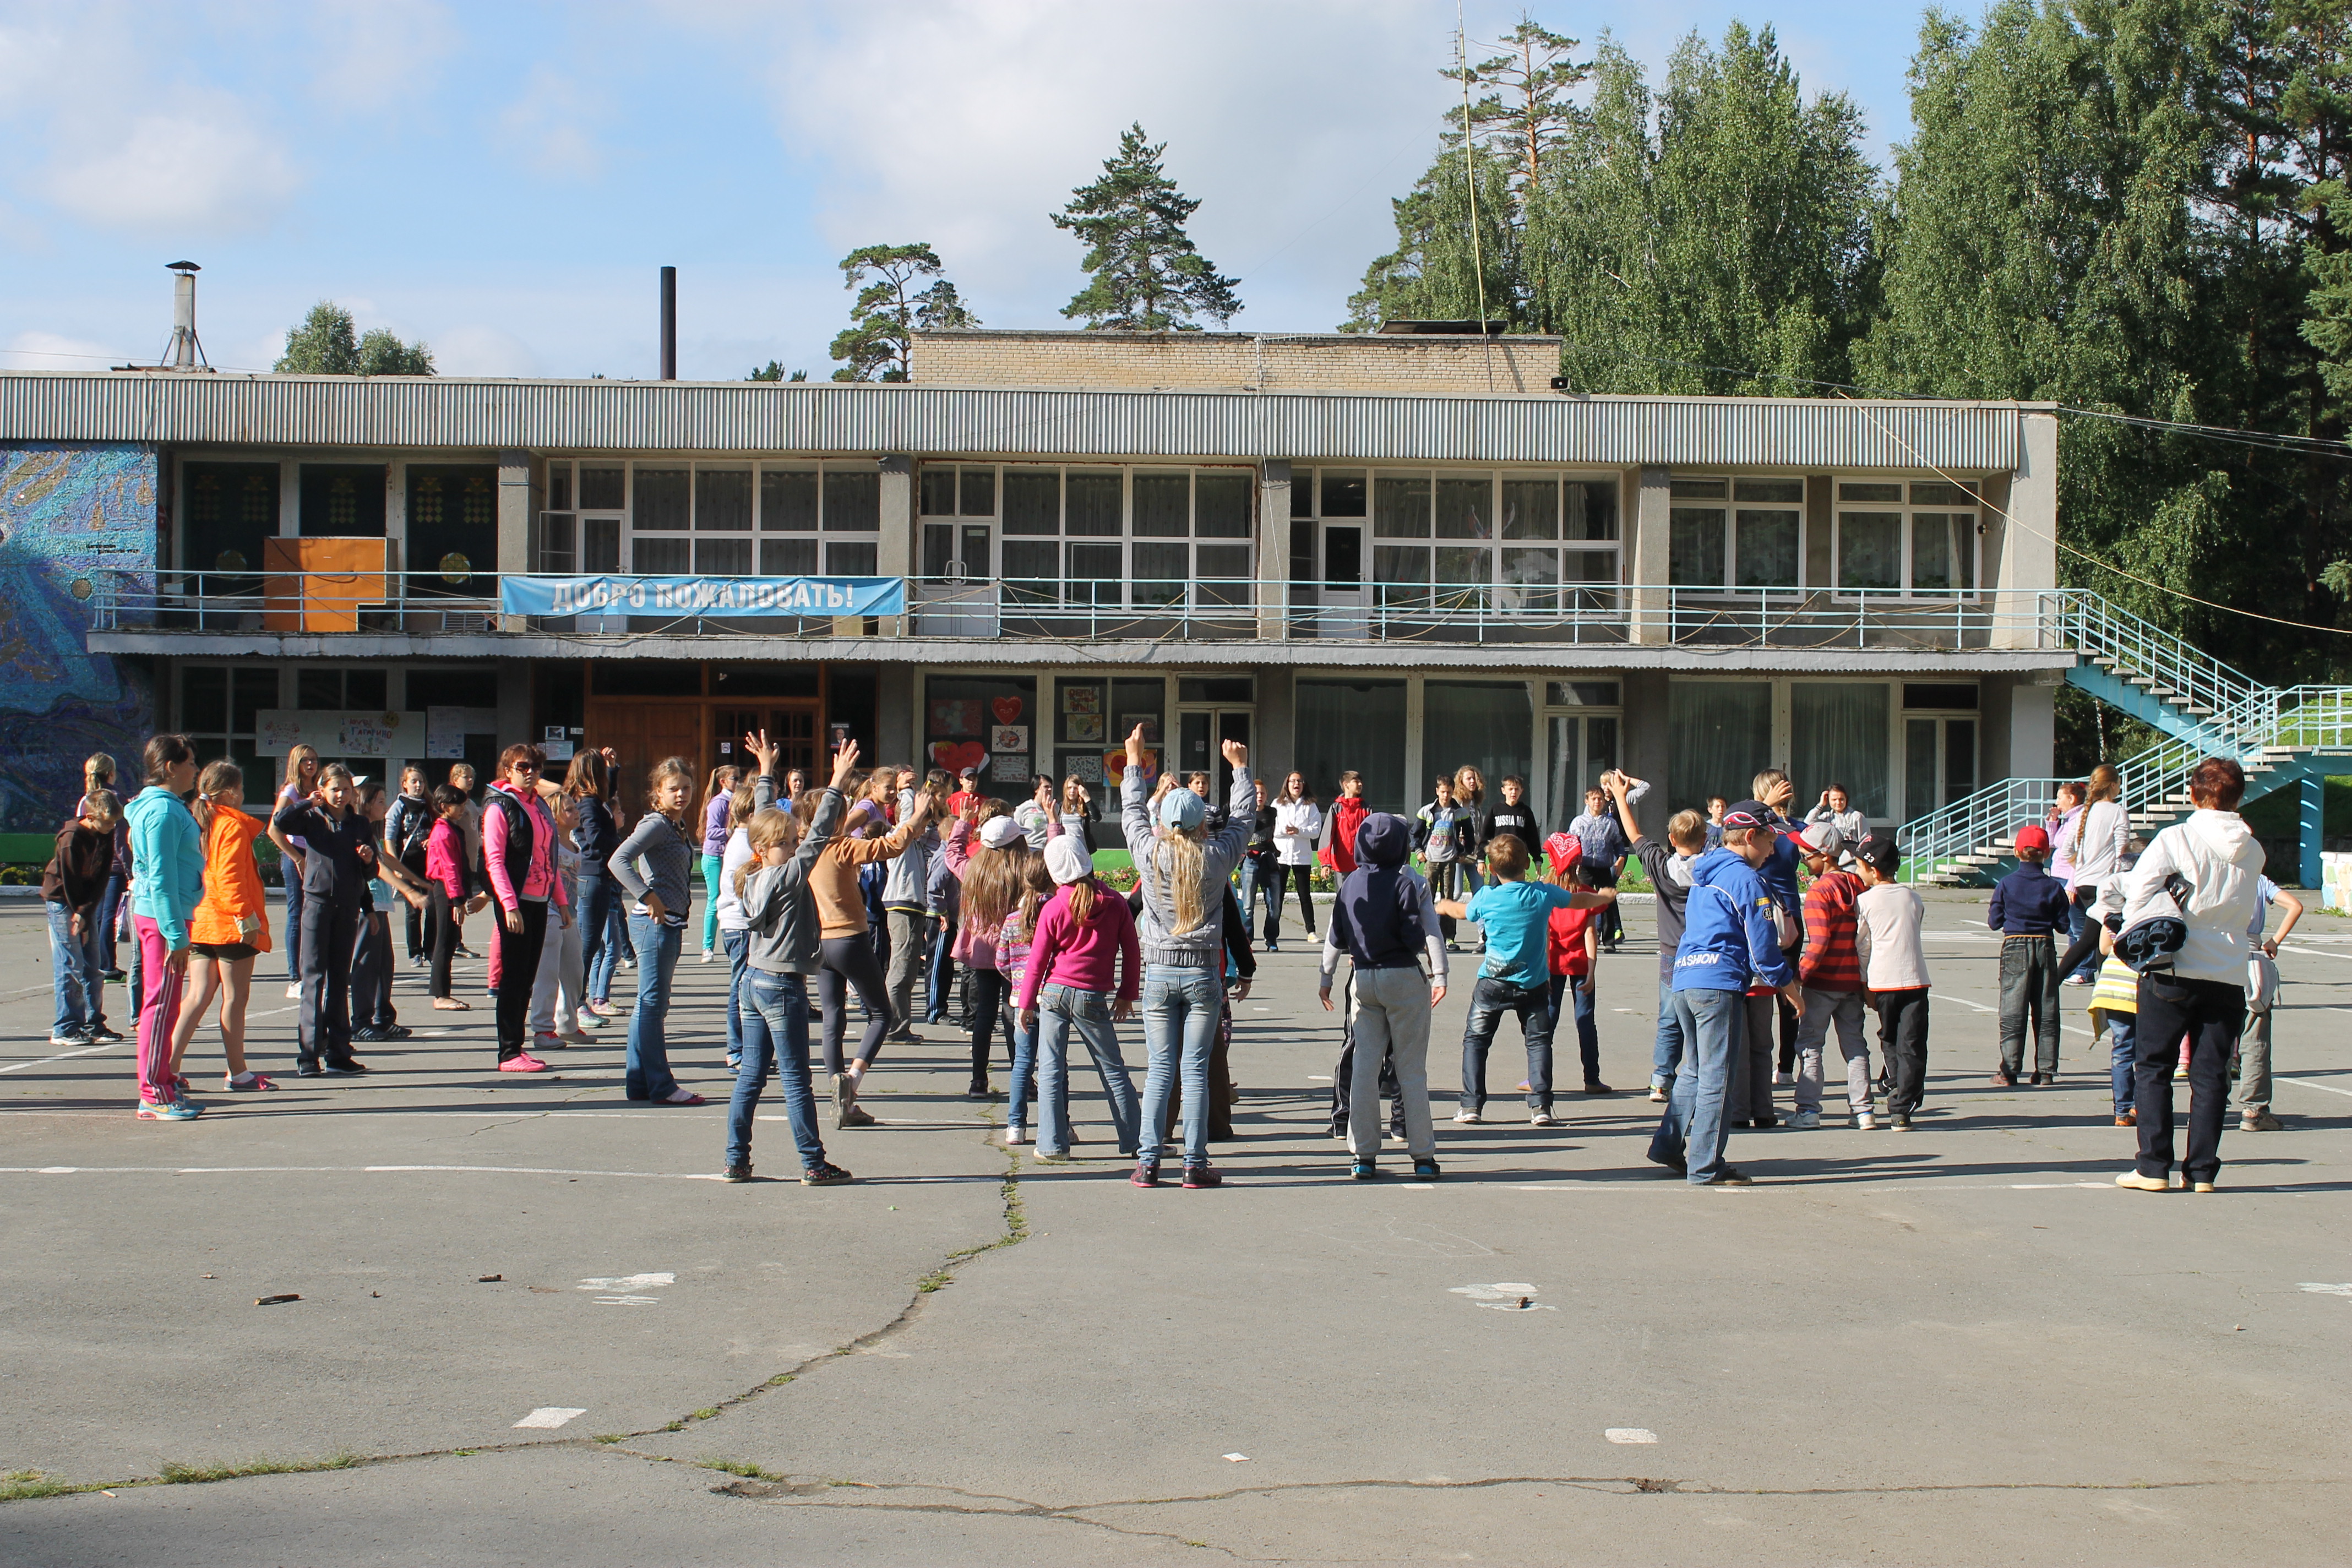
[0,1039,127,1073]
[1605,1429,1659,1444]
[2282,1077,2352,1098]
[1223,1453,1250,1462]
[1515,1180,2119,1194]
[2282,944,2352,961]
[2301,1283,2352,1296]
[577,1273,674,1292]
[0,1164,725,1181]
[513,1407,587,1429]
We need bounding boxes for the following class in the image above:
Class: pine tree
[748,362,809,382]
[1447,15,1589,195]
[275,302,433,375]
[1054,123,1241,330]
[829,244,979,382]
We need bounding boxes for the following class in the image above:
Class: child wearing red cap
[1988,821,2072,1086]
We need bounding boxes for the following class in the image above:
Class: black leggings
[426,886,461,999]
[970,967,1013,1084]
[2055,919,2105,985]
[818,932,894,1074]
[493,899,549,1059]
[1270,864,1316,937]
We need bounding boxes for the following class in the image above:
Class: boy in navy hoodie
[1647,801,1799,1186]
[1989,823,2072,1086]
[1319,813,1449,1180]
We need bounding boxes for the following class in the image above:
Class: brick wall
[910,331,1565,395]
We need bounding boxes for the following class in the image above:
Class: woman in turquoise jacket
[124,733,206,1119]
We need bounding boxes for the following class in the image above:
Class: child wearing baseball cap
[1988,821,2072,1087]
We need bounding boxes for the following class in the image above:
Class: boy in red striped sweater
[1792,827,1871,1130]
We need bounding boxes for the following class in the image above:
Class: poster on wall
[1064,712,1103,744]
[929,739,987,775]
[1104,749,1159,786]
[1119,714,1160,745]
[427,706,501,760]
[991,694,1024,725]
[1061,685,1101,715]
[337,715,396,756]
[1063,753,1103,784]
[257,710,413,758]
[928,699,982,737]
[989,725,1029,753]
[989,752,1030,784]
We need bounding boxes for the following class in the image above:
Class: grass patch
[662,1422,684,1434]
[691,1408,721,1422]
[911,1168,1030,1296]
[592,1434,625,1445]
[765,1373,794,1387]
[698,1458,782,1480]
[158,1454,360,1485]
[0,1472,75,1502]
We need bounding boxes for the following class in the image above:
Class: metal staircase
[1901,592,2352,887]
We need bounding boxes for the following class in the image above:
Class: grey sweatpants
[1794,986,1870,1115]
[1348,965,1435,1158]
[2235,1008,2273,1111]
[885,909,928,1038]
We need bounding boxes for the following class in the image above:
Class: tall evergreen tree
[1054,123,1242,330]
[829,243,979,383]
[275,302,434,375]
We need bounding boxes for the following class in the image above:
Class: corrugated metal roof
[0,371,2029,469]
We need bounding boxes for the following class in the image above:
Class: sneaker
[1785,1109,1821,1130]
[891,1030,927,1047]
[497,1054,549,1073]
[295,1063,324,1077]
[1031,1149,1073,1164]
[1582,1080,1612,1095]
[377,1024,413,1040]
[1130,1160,1161,1187]
[1990,1069,2017,1088]
[2115,1170,2172,1192]
[1004,1126,1028,1146]
[2028,1070,2052,1086]
[2173,1064,2189,1081]
[699,950,718,964]
[2064,972,2092,986]
[1412,1156,1442,1180]
[1854,1111,1877,1130]
[286,984,302,999]
[558,1030,595,1046]
[723,1164,753,1183]
[48,1030,90,1047]
[102,968,126,983]
[532,1032,567,1053]
[726,1057,743,1073]
[1181,1162,1222,1189]
[2115,1112,2137,1126]
[1773,1071,1792,1086]
[2190,1180,2217,1194]
[839,1105,876,1128]
[1888,1115,1913,1131]
[223,1072,278,1092]
[1265,938,1280,953]
[411,954,428,970]
[965,1082,994,1102]
[1452,1110,1483,1124]
[1700,1166,1753,1185]
[351,1027,390,1044]
[2241,1109,2282,1131]
[135,1098,200,1120]
[802,1162,853,1185]
[924,1011,947,1026]
[588,1000,622,1018]
[576,1010,605,1031]
[1351,1158,1379,1180]
[1648,1082,1670,1104]
[1529,1110,1560,1128]
[88,1022,124,1043]
[320,1059,369,1075]
[620,956,635,970]
[1751,1114,1782,1129]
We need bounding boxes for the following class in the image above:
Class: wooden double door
[587,700,820,807]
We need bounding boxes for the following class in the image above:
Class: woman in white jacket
[2114,757,2263,1194]
[1268,772,1322,949]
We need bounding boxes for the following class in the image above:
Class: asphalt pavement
[3,889,2348,1566]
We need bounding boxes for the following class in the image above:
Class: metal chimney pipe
[660,265,677,380]
[165,259,206,369]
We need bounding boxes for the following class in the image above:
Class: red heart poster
[930,740,987,774]
[992,695,1024,725]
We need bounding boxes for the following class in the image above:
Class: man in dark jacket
[44,793,120,1046]
[1989,823,2072,1086]
[1319,814,1449,1178]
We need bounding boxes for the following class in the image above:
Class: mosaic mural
[0,443,155,835]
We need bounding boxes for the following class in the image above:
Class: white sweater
[1854,884,1930,990]
[1274,800,1323,867]
[2066,799,2130,891]
[2120,810,2263,986]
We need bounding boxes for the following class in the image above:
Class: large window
[1667,680,1774,814]
[406,465,497,595]
[1423,680,1534,815]
[1835,479,1978,597]
[1297,678,1407,812]
[1321,467,1616,610]
[540,458,880,578]
[1790,681,1892,820]
[918,462,1254,612]
[181,461,279,587]
[1668,476,1804,590]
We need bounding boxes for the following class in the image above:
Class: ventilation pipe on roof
[165,260,209,370]
[660,265,677,380]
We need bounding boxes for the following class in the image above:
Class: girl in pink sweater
[1014,837,1141,1163]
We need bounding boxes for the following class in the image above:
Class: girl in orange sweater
[170,761,276,1092]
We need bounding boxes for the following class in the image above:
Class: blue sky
[0,1,1937,383]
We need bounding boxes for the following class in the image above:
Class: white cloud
[300,0,458,114]
[43,106,303,236]
[1,329,126,369]
[499,65,605,179]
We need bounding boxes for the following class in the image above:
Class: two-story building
[0,324,2068,844]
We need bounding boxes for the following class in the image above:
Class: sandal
[432,998,471,1011]
[664,1087,706,1106]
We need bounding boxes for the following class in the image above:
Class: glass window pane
[1792,682,1891,819]
[1196,545,1250,604]
[347,669,386,710]
[1667,681,1773,814]
[1566,480,1617,541]
[1435,476,1493,539]
[1547,681,1621,706]
[1001,539,1058,603]
[1669,507,1725,586]
[922,523,955,580]
[298,669,341,710]
[695,469,752,531]
[1912,513,1954,594]
[1133,541,1188,605]
[694,538,752,575]
[1290,471,1314,519]
[1324,525,1362,588]
[1320,470,1367,517]
[1068,542,1122,605]
[760,469,817,531]
[823,470,880,531]
[961,524,991,578]
[546,462,572,512]
[1424,682,1534,818]
[1195,472,1253,538]
[633,467,689,531]
[231,667,276,734]
[1906,718,1939,818]
[1733,477,1805,504]
[826,541,879,575]
[633,536,690,572]
[761,537,818,575]
[960,466,995,517]
[1910,481,1973,506]
[1945,718,1977,802]
[1566,548,1617,582]
[1374,473,1431,538]
[1735,509,1800,587]
[1500,477,1558,540]
[1957,519,1976,591]
[540,512,575,573]
[1002,469,1059,535]
[1297,679,1407,810]
[182,666,228,734]
[1374,544,1430,607]
[1838,481,1903,503]
[1065,469,1121,537]
[1500,547,1558,611]
[1838,512,1902,590]
[1133,472,1190,537]
[1435,547,1491,607]
[919,467,956,516]
[580,465,625,510]
[1669,478,1726,500]
[584,516,619,572]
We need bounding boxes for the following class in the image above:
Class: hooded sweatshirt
[1321,793,1370,875]
[1671,846,1792,994]
[1633,835,1698,982]
[189,805,273,952]
[126,784,205,950]
[1319,813,1446,983]
[739,786,844,976]
[2120,809,2264,986]
[1123,764,1256,969]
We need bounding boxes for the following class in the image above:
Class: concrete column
[1256,665,1295,785]
[2301,771,2324,890]
[874,455,913,638]
[1630,466,1670,644]
[278,458,299,536]
[878,663,915,765]
[2009,678,2055,781]
[1995,410,2060,650]
[385,460,408,575]
[1403,673,1425,813]
[1256,460,1291,642]
[1623,670,1670,840]
[497,450,531,632]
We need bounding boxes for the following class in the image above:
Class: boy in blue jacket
[1988,823,2072,1086]
[1647,801,1800,1186]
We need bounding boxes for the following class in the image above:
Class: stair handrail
[2051,590,2265,735]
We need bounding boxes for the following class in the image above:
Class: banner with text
[501,574,905,619]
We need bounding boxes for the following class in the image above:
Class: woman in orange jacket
[170,760,276,1093]
[801,781,933,1126]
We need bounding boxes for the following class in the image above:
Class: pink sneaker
[223,1073,279,1092]
[498,1053,551,1074]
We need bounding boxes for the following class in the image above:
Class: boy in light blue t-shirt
[1436,832,1615,1126]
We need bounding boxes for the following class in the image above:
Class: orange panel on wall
[262,538,389,631]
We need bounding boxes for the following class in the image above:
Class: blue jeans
[722,928,749,1066]
[926,916,957,1022]
[624,914,684,1099]
[47,900,102,1037]
[1648,986,1743,1183]
[1651,974,1684,1088]
[97,872,124,974]
[1139,964,1222,1165]
[281,874,305,984]
[580,869,620,1003]
[1458,976,1555,1112]
[727,968,825,1170]
[1006,1005,1045,1134]
[2108,1017,2137,1116]
[1035,983,1140,1157]
[1547,971,1601,1083]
